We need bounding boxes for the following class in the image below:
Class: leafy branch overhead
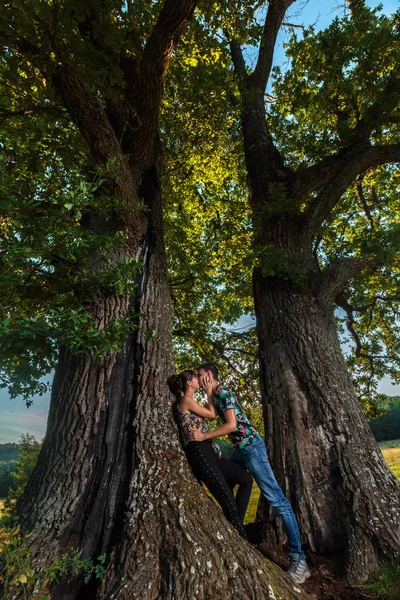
[0,0,199,400]
[165,1,400,407]
[0,0,399,408]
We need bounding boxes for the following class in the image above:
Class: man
[187,362,310,585]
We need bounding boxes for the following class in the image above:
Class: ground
[252,535,378,600]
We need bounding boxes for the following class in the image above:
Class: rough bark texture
[253,273,400,584]
[228,0,400,585]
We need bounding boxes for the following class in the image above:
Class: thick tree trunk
[235,49,400,587]
[14,158,310,599]
[253,271,400,584]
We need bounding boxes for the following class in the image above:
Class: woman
[167,369,252,539]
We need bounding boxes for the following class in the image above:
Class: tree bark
[253,271,400,584]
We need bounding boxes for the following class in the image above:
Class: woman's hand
[188,429,206,442]
[201,373,213,396]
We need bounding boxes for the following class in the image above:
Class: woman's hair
[167,370,197,447]
[166,370,196,400]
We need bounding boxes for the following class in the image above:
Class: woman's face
[188,375,200,390]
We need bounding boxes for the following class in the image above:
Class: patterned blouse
[213,385,263,449]
[177,408,221,456]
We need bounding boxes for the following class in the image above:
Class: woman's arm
[179,395,217,419]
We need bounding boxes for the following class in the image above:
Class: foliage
[163,20,257,398]
[0,0,399,417]
[163,1,400,415]
[0,463,17,500]
[267,3,400,404]
[3,434,42,512]
[0,1,153,403]
[0,527,107,600]
[378,438,400,449]
[361,562,400,600]
[0,445,18,463]
[0,434,106,598]
[369,396,400,441]
[0,446,19,500]
[0,155,144,402]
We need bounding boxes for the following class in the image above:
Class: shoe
[286,555,310,584]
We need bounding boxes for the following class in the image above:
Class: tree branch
[141,0,198,79]
[336,293,364,357]
[355,176,375,230]
[228,38,247,82]
[249,0,295,91]
[335,292,383,394]
[300,143,400,234]
[0,105,55,124]
[319,257,380,303]
[51,64,122,166]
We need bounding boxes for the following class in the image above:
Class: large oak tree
[219,0,400,583]
[154,0,400,586]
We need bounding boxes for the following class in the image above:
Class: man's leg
[218,457,253,523]
[233,440,304,559]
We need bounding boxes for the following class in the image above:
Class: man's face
[197,368,208,387]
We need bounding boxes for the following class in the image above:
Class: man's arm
[187,409,236,442]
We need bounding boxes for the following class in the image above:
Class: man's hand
[188,429,206,442]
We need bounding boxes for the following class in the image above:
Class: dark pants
[218,456,253,523]
[184,441,251,539]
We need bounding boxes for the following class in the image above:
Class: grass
[361,563,400,600]
[244,486,259,525]
[379,439,400,480]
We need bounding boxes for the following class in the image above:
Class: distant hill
[369,396,400,442]
[0,444,19,497]
[0,442,19,462]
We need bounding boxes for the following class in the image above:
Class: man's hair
[198,362,219,381]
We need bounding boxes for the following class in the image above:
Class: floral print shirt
[213,385,263,449]
[177,409,221,456]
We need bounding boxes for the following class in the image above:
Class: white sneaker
[286,555,311,584]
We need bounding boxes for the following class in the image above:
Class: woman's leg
[184,442,247,539]
[218,457,253,523]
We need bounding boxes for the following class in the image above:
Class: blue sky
[0,0,398,443]
[0,386,50,443]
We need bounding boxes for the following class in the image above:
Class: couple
[167,362,310,585]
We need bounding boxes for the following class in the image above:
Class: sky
[0,0,399,443]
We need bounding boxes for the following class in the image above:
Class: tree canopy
[1,1,399,415]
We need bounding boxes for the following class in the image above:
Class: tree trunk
[232,30,400,582]
[14,153,310,599]
[253,270,400,584]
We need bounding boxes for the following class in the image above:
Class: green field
[380,440,400,479]
[243,439,400,524]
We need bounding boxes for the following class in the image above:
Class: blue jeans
[231,439,305,559]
